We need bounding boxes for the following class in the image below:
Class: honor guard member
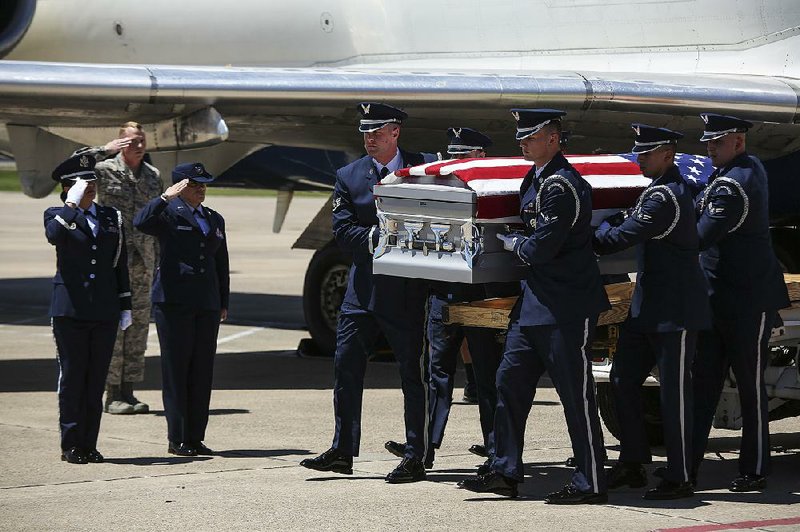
[134,163,230,457]
[692,113,790,492]
[45,154,132,464]
[300,103,438,483]
[385,128,518,468]
[593,124,711,500]
[459,109,610,502]
[75,122,163,415]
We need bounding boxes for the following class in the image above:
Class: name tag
[177,225,193,231]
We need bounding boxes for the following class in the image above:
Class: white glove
[120,310,132,331]
[496,233,519,252]
[65,178,88,205]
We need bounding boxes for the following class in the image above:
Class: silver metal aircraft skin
[0,0,799,197]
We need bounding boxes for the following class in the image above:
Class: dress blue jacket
[512,152,610,326]
[695,152,789,318]
[44,203,131,320]
[593,164,711,332]
[134,197,230,311]
[332,149,436,314]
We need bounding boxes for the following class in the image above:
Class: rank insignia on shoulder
[709,203,724,215]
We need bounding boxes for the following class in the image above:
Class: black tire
[302,241,351,356]
[596,382,664,446]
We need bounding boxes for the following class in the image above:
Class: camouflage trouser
[106,250,154,388]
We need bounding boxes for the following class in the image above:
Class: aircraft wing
[0,60,798,197]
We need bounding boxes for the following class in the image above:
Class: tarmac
[0,191,798,531]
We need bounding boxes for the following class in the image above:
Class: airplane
[1,0,799,356]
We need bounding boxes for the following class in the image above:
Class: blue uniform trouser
[693,312,774,477]
[52,317,117,451]
[332,301,428,459]
[428,296,502,453]
[154,304,221,444]
[492,317,606,493]
[611,327,696,483]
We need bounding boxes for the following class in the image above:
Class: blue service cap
[446,127,492,155]
[172,162,215,184]
[52,154,97,183]
[357,102,408,133]
[699,113,753,142]
[511,109,566,140]
[630,123,684,154]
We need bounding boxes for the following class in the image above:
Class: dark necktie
[380,167,389,179]
[83,209,95,219]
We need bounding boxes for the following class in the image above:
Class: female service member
[134,162,229,457]
[45,154,132,464]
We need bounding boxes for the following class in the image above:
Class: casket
[372,154,710,283]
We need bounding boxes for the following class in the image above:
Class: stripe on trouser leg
[756,311,766,476]
[678,330,688,482]
[580,318,600,493]
[420,296,431,464]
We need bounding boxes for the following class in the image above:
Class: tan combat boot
[105,385,135,415]
[121,382,150,414]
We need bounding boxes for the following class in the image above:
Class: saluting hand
[162,179,189,201]
[65,178,89,207]
[103,137,133,155]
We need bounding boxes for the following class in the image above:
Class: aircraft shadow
[0,277,306,329]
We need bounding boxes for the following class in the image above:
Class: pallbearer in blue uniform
[134,163,230,457]
[593,124,711,500]
[45,154,132,464]
[459,109,610,502]
[692,114,790,492]
[384,127,518,468]
[300,103,438,483]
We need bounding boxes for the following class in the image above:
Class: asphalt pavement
[0,192,798,531]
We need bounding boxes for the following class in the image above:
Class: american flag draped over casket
[387,153,713,223]
[373,154,713,283]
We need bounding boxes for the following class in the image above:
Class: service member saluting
[593,125,710,500]
[459,109,610,502]
[134,163,230,457]
[691,114,790,492]
[45,154,132,464]
[301,103,437,483]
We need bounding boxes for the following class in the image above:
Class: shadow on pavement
[215,449,312,458]
[148,408,251,417]
[305,476,386,481]
[0,277,306,329]
[104,456,214,466]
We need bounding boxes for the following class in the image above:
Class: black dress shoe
[729,474,766,492]
[300,447,353,475]
[458,471,518,498]
[468,444,488,457]
[545,484,608,505]
[607,462,647,489]
[386,457,426,483]
[61,447,88,464]
[191,442,214,455]
[476,458,492,476]
[653,466,697,487]
[644,479,694,500]
[384,440,406,459]
[168,442,198,457]
[85,449,104,463]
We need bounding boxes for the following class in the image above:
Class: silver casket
[372,155,654,283]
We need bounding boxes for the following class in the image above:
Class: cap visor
[700,132,728,142]
[631,145,661,154]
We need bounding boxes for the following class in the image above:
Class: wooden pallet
[443,274,800,329]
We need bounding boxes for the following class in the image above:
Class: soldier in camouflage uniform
[74,122,163,414]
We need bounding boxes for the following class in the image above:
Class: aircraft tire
[302,241,351,356]
[596,382,665,446]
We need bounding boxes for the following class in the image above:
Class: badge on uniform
[332,196,342,212]
[177,225,193,231]
[216,228,224,239]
